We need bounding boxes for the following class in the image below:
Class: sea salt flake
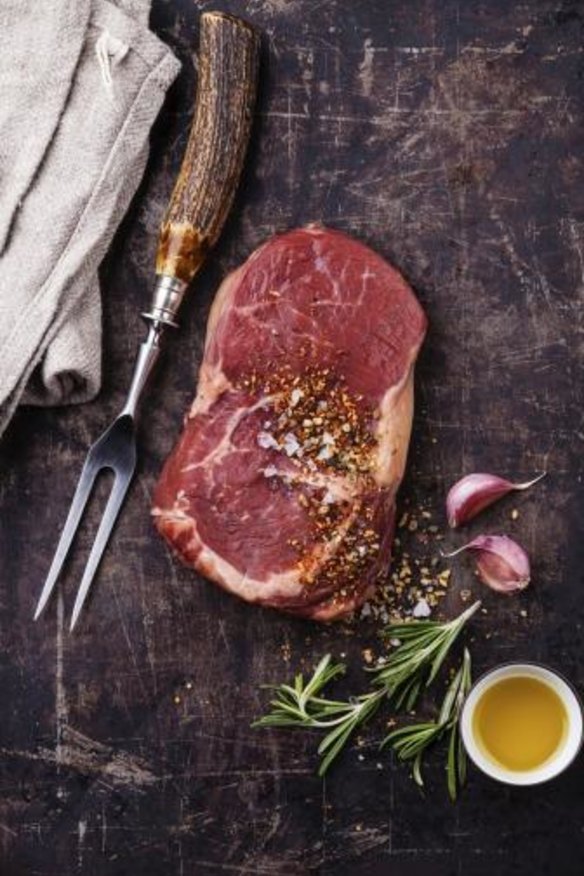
[413,598,431,618]
[317,445,333,461]
[290,388,304,406]
[257,431,279,450]
[283,433,301,456]
[263,465,278,478]
[321,432,335,446]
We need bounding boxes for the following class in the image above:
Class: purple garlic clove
[444,535,530,594]
[446,472,545,528]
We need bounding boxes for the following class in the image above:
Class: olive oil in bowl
[473,676,567,771]
[461,664,583,786]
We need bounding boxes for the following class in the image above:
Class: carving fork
[34,12,259,630]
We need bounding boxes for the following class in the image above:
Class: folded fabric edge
[0,280,104,429]
[94,0,181,88]
[21,277,103,408]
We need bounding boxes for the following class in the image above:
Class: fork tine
[69,472,131,631]
[33,455,100,621]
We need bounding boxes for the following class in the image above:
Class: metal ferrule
[143,275,188,328]
[120,323,163,419]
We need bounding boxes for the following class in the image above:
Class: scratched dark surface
[1,0,584,873]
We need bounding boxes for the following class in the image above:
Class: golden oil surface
[472,676,568,771]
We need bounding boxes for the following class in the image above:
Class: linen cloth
[0,0,180,438]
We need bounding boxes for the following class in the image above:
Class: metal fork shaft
[33,455,99,620]
[121,322,164,418]
[69,473,130,631]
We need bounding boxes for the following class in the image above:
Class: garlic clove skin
[446,474,511,528]
[444,535,530,594]
[475,544,530,593]
[446,472,546,528]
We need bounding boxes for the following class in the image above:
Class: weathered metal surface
[1,1,583,873]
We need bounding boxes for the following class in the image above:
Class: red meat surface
[153,226,427,620]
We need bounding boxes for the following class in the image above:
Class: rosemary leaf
[412,752,424,788]
[457,728,467,787]
[447,721,458,802]
[318,715,362,776]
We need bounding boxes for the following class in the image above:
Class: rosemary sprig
[253,602,480,778]
[372,600,481,710]
[252,654,386,775]
[382,648,472,800]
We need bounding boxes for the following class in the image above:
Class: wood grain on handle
[155,12,260,284]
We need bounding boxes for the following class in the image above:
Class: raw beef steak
[153,226,427,620]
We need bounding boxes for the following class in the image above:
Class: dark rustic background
[1,0,584,873]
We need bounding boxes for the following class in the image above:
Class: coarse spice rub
[241,366,383,601]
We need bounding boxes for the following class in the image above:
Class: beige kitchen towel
[0,0,180,438]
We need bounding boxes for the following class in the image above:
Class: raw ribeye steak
[153,226,427,620]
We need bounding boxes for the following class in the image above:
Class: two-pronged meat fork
[34,12,259,630]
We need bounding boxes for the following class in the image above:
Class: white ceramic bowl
[460,663,583,786]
